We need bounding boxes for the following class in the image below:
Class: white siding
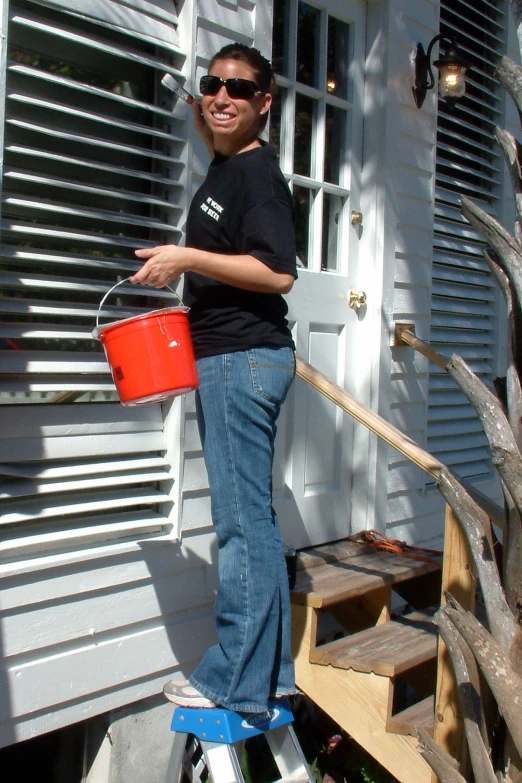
[385,0,513,545]
[0,530,217,745]
[0,0,270,748]
[374,0,442,545]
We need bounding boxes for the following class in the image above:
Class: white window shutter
[0,0,188,555]
[428,0,507,480]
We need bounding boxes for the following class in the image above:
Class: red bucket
[94,280,199,406]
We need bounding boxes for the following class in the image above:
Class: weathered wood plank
[434,505,476,772]
[292,550,441,608]
[387,695,435,737]
[291,603,433,783]
[310,610,438,676]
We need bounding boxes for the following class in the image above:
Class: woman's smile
[211,110,236,123]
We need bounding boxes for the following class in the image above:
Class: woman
[132,44,298,713]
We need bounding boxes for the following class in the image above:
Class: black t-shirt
[183,144,297,359]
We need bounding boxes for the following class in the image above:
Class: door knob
[348,288,367,309]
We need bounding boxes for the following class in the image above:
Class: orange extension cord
[349,529,442,566]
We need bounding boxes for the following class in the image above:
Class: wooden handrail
[296,356,442,477]
[295,356,505,528]
[394,324,450,370]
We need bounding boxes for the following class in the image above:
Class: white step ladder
[166,698,314,783]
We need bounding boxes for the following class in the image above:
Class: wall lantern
[413,34,470,109]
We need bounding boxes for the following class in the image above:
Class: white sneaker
[163,679,216,708]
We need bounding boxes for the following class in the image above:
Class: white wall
[0,0,269,749]
[383,0,516,547]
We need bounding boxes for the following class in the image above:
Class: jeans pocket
[247,347,296,404]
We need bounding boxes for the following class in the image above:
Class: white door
[271,0,367,548]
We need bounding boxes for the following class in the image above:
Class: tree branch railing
[294,353,505,771]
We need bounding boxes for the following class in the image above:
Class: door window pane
[297,1,320,87]
[269,88,283,149]
[321,193,343,271]
[293,185,312,267]
[327,15,350,98]
[324,104,346,185]
[294,93,315,177]
[272,0,288,77]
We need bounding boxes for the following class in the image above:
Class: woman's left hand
[131,245,193,288]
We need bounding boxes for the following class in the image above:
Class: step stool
[166,698,314,783]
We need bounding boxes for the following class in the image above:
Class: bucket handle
[96,277,183,329]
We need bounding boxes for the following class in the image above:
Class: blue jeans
[189,346,297,712]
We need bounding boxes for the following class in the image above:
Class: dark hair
[209,43,275,95]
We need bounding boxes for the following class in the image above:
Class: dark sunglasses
[199,75,264,100]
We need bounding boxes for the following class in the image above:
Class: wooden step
[309,609,438,676]
[292,541,441,608]
[387,696,435,737]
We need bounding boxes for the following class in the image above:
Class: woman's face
[201,58,272,155]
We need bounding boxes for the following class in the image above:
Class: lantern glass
[438,63,467,99]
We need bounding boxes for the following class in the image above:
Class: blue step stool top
[170,698,293,743]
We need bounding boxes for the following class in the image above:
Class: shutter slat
[430,330,494,346]
[0,323,93,340]
[2,219,174,248]
[0,513,168,558]
[0,455,169,479]
[429,403,486,421]
[430,313,492,330]
[433,448,492,467]
[4,430,167,462]
[437,112,499,149]
[0,296,144,319]
[431,345,493,361]
[0,245,144,274]
[428,418,486,437]
[7,146,177,186]
[429,390,477,406]
[4,171,181,211]
[0,270,178,301]
[432,296,495,316]
[437,141,501,173]
[0,352,110,372]
[432,236,485,256]
[34,0,181,53]
[431,264,494,288]
[430,371,492,390]
[3,193,180,233]
[436,172,500,200]
[1,469,170,500]
[8,62,176,121]
[432,251,489,271]
[11,11,184,74]
[432,281,495,301]
[7,94,182,143]
[0,488,170,525]
[7,119,179,164]
[445,0,505,26]
[437,130,500,158]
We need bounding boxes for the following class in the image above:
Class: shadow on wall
[0,533,217,776]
